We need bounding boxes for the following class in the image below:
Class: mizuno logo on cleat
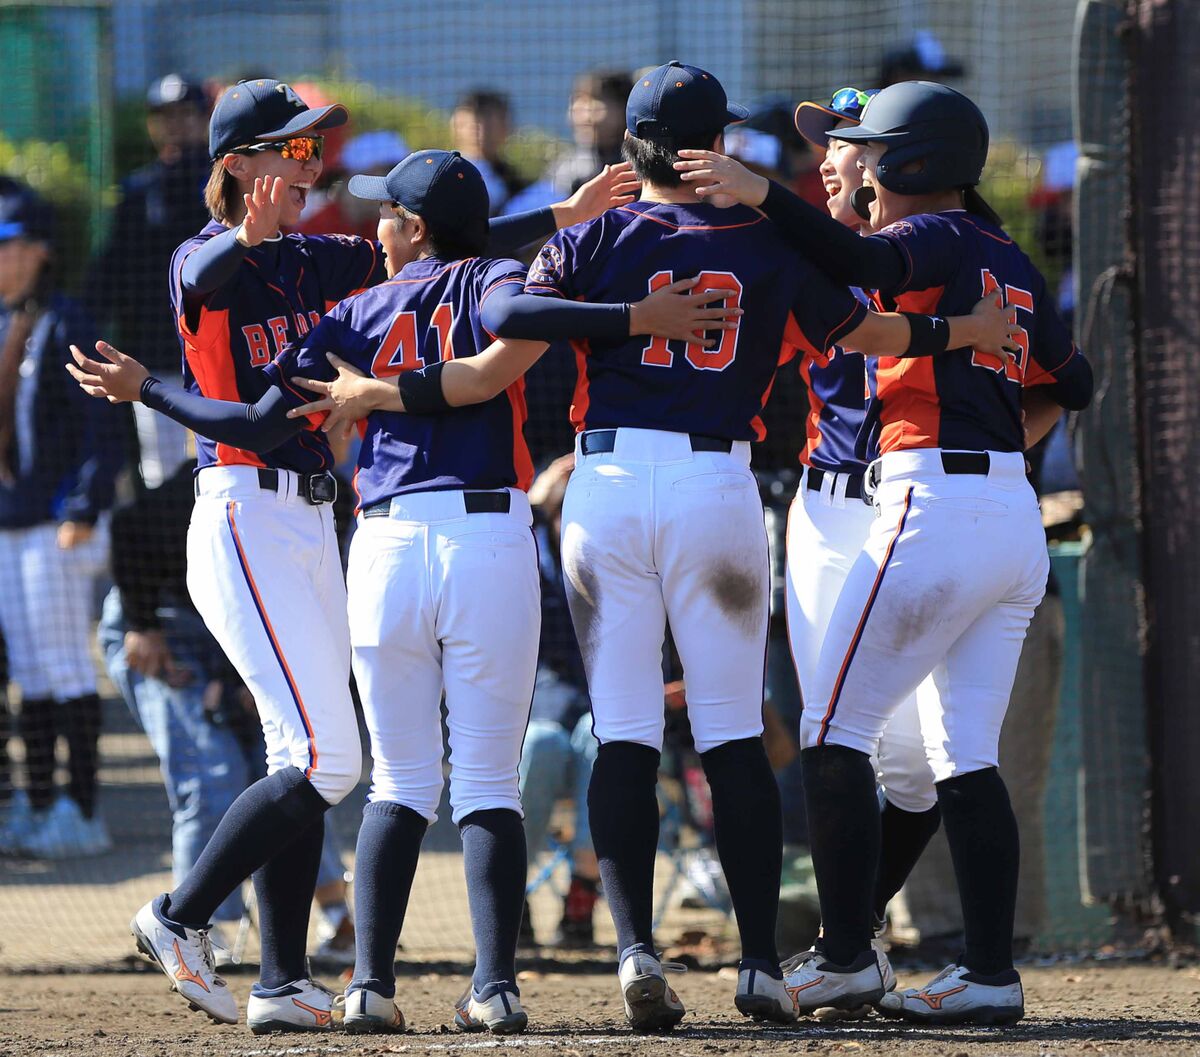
[914,984,968,1010]
[172,940,210,992]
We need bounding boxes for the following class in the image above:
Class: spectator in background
[85,74,211,489]
[298,130,409,240]
[451,89,526,215]
[877,30,965,88]
[518,454,602,948]
[0,179,123,858]
[504,69,632,214]
[732,102,826,209]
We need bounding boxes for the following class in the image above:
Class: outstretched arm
[287,337,550,431]
[840,295,1020,359]
[672,150,906,290]
[68,342,301,453]
[486,163,641,255]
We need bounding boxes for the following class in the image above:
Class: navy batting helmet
[831,80,988,195]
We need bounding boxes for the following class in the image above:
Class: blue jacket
[0,292,125,528]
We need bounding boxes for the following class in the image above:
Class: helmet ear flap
[875,140,940,195]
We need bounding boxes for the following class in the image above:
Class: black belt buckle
[303,472,338,505]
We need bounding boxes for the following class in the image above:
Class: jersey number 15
[972,269,1033,381]
[641,271,743,372]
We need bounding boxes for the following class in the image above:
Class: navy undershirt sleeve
[486,207,557,257]
[178,226,251,299]
[480,282,630,341]
[760,181,907,291]
[140,377,301,452]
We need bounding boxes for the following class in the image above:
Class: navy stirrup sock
[800,744,880,966]
[349,801,428,998]
[253,815,325,988]
[936,767,1019,976]
[701,737,783,972]
[873,800,941,921]
[460,808,527,994]
[166,766,329,928]
[588,741,660,955]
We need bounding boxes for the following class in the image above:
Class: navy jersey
[864,210,1088,454]
[789,286,873,475]
[267,256,532,506]
[524,201,867,441]
[169,221,384,471]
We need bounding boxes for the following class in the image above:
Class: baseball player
[299,64,1020,1033]
[70,143,725,1034]
[676,81,1093,1023]
[780,86,943,995]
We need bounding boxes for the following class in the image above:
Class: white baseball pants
[561,428,769,754]
[801,450,1048,783]
[785,468,935,811]
[187,466,360,805]
[347,488,540,825]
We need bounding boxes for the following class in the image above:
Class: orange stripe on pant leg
[817,486,914,745]
[225,501,319,778]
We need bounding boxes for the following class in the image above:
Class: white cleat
[246,976,339,1034]
[454,985,528,1034]
[617,945,686,1033]
[341,987,406,1034]
[735,966,798,1024]
[781,946,886,1017]
[131,895,238,1024]
[877,963,1025,1025]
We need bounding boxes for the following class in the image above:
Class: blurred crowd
[0,36,1080,960]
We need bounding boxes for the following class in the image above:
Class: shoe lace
[197,928,226,986]
[657,954,688,974]
[780,947,821,974]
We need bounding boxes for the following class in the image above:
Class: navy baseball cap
[794,86,880,147]
[0,178,54,244]
[147,74,207,112]
[209,78,347,159]
[626,61,748,142]
[348,150,490,246]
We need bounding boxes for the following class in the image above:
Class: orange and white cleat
[877,963,1024,1025]
[246,976,340,1034]
[131,894,238,1024]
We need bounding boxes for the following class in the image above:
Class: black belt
[580,429,733,456]
[804,467,867,504]
[940,452,991,475]
[361,490,512,518]
[194,467,337,505]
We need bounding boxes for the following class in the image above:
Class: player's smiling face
[237,148,322,227]
[822,120,867,230]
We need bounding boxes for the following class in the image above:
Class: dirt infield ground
[1,963,1197,1057]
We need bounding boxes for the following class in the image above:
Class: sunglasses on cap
[234,135,324,162]
[828,87,878,120]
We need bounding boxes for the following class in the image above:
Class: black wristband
[900,312,951,358]
[397,361,451,415]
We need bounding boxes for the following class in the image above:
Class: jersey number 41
[641,271,743,372]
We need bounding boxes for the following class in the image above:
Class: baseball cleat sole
[623,973,685,1033]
